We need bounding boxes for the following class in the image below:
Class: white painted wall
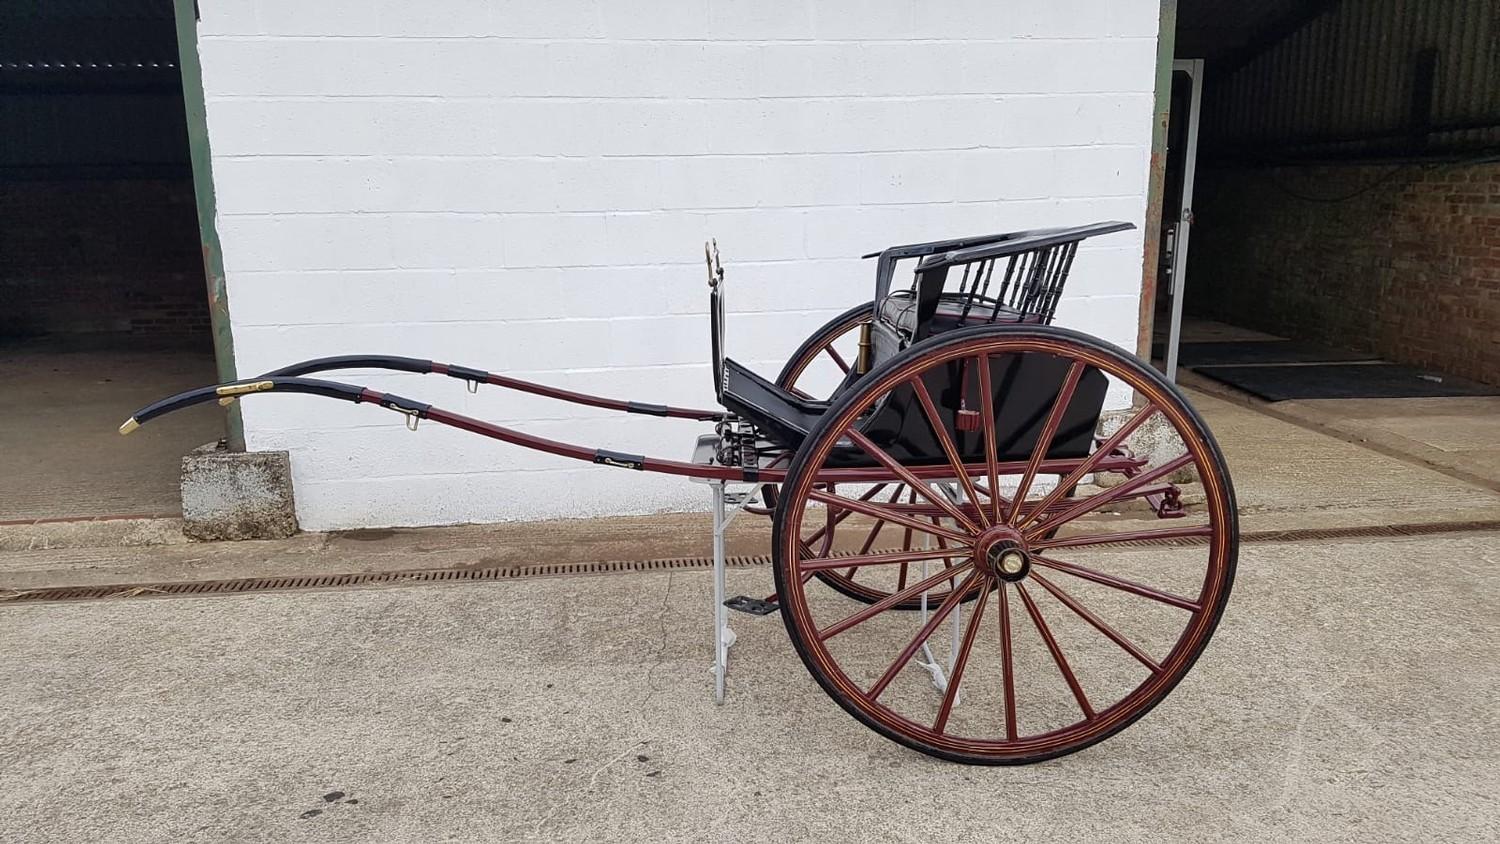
[195,0,1161,530]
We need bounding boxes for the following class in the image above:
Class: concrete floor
[1269,396,1500,493]
[1161,318,1500,494]
[1,531,1497,843]
[1172,317,1285,345]
[0,344,224,522]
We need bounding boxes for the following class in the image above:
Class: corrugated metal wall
[0,1,186,175]
[1202,0,1500,159]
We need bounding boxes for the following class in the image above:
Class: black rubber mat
[1150,340,1378,367]
[1194,363,1500,401]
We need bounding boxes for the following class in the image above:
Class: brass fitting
[215,380,274,397]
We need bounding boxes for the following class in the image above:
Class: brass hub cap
[974,527,1031,582]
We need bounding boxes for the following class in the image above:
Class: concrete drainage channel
[2,520,1499,607]
[0,555,775,605]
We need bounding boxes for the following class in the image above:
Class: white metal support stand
[709,480,752,705]
[913,482,965,702]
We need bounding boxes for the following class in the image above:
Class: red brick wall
[0,178,209,343]
[1186,161,1500,386]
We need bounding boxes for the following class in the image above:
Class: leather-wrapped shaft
[259,354,722,421]
[119,376,429,432]
[116,374,755,482]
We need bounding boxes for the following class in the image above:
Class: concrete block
[1096,407,1193,477]
[181,444,299,541]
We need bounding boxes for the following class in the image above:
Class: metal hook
[466,379,479,394]
[395,407,421,431]
[704,238,724,287]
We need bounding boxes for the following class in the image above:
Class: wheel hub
[974,527,1031,582]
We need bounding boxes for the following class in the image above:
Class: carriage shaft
[262,354,724,421]
[121,375,1168,508]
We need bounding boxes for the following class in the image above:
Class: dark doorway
[0,2,223,521]
[1172,0,1500,389]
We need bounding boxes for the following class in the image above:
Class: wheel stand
[707,479,762,705]
[704,478,968,708]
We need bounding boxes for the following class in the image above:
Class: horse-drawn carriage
[123,222,1237,765]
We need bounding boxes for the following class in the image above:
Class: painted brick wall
[193,0,1161,529]
[1187,162,1500,386]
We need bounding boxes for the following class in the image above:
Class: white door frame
[1164,58,1204,383]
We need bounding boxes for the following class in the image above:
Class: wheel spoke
[1016,402,1162,531]
[1009,361,1085,525]
[799,545,961,573]
[976,354,1003,525]
[799,482,888,553]
[1015,583,1094,719]
[818,563,975,640]
[998,584,1018,741]
[844,484,907,580]
[933,581,993,733]
[825,344,852,374]
[1033,524,1213,550]
[868,571,983,700]
[808,488,972,545]
[845,430,982,535]
[1025,453,1194,540]
[909,377,990,528]
[1031,572,1162,673]
[1030,554,1200,611]
[898,489,915,590]
[858,484,905,553]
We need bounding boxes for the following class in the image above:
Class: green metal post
[172,0,244,450]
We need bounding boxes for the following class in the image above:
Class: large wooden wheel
[770,300,980,609]
[774,301,873,401]
[772,324,1237,764]
[770,297,1003,609]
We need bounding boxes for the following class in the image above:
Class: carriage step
[724,596,780,616]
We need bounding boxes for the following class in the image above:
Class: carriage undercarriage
[121,222,1238,765]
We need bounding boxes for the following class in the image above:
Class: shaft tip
[118,417,140,436]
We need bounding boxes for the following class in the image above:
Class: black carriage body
[847,352,1108,467]
[717,222,1132,465]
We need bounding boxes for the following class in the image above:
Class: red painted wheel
[741,302,868,517]
[771,299,994,608]
[772,324,1237,764]
[774,301,873,401]
[769,301,980,608]
[740,303,872,520]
